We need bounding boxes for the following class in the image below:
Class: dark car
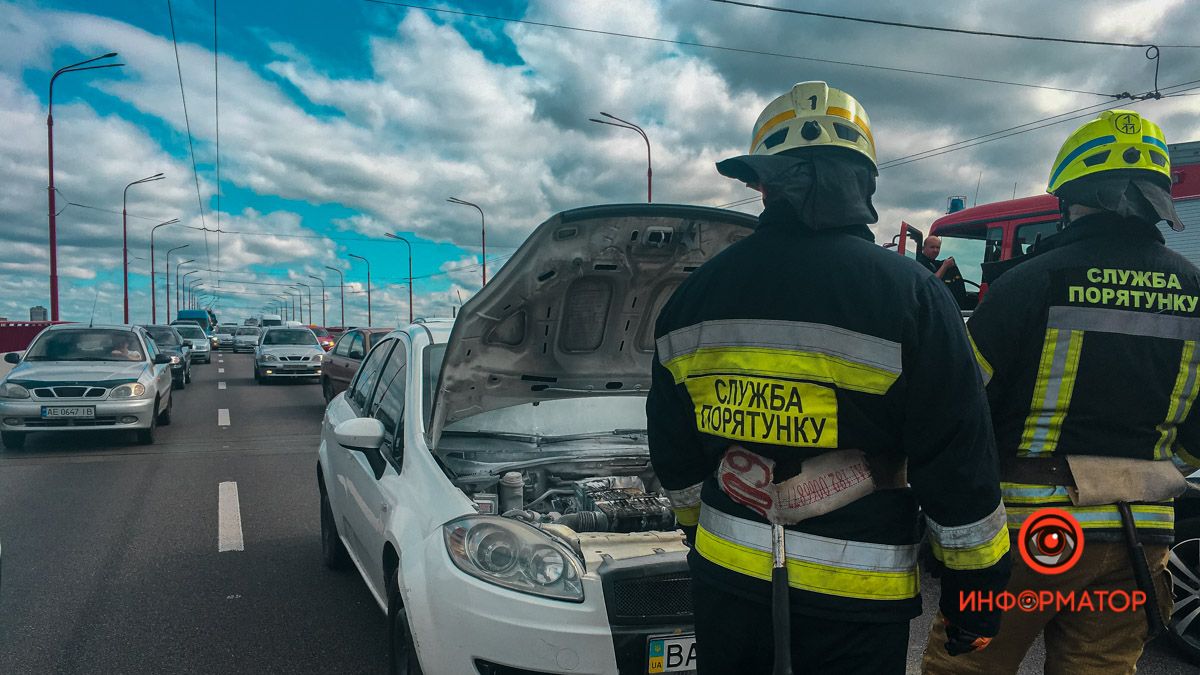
[1169,478,1200,664]
[140,325,191,389]
[320,327,390,402]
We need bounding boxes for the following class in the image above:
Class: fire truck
[892,140,1200,312]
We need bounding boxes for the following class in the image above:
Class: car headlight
[263,354,278,362]
[110,382,147,399]
[170,355,182,365]
[0,383,30,399]
[443,516,584,602]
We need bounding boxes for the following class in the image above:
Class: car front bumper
[0,396,158,432]
[408,541,693,674]
[234,343,257,352]
[257,361,321,377]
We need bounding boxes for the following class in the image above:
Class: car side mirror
[153,354,172,365]
[3,353,19,364]
[335,417,386,452]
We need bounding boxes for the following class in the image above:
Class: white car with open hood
[316,204,757,674]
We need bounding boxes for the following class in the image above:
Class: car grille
[22,416,119,427]
[33,386,107,399]
[608,571,693,624]
[281,355,312,361]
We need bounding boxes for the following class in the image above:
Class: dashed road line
[218,367,225,374]
[218,381,227,390]
[218,408,231,426]
[218,481,244,552]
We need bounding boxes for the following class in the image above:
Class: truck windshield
[935,235,986,287]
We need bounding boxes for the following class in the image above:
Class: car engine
[463,471,677,533]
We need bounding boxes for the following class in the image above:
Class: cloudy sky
[3,0,1200,324]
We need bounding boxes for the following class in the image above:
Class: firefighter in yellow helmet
[922,111,1198,673]
[647,81,1011,674]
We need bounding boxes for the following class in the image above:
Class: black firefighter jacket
[647,203,1012,632]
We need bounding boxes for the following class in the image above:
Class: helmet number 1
[808,95,818,110]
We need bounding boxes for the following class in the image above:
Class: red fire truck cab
[895,141,1200,310]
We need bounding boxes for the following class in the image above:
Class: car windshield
[174,325,205,340]
[236,328,260,336]
[263,329,317,346]
[143,326,181,347]
[25,329,146,362]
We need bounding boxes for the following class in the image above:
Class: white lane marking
[218,408,230,426]
[219,359,224,363]
[218,381,227,390]
[218,481,245,552]
[218,367,225,373]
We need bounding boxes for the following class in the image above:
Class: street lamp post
[296,283,312,324]
[307,274,326,325]
[348,253,372,326]
[182,269,200,309]
[325,266,345,328]
[47,52,123,321]
[188,280,203,309]
[149,218,181,323]
[169,255,193,321]
[589,112,652,203]
[447,197,487,286]
[178,262,197,312]
[383,233,414,324]
[122,173,165,322]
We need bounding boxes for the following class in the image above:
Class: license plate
[647,634,696,673]
[41,406,95,419]
[284,363,307,369]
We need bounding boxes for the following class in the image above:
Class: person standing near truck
[923,110,1200,673]
[647,81,1011,674]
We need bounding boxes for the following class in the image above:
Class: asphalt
[0,352,1195,674]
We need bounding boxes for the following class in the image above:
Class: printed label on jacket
[685,375,837,447]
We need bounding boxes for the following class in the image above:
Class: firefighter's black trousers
[692,574,909,674]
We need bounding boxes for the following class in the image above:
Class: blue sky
[3,0,1200,324]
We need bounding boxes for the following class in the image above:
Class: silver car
[213,325,236,351]
[254,327,323,383]
[0,325,175,449]
[172,323,212,364]
[233,327,261,353]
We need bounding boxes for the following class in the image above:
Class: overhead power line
[362,0,1113,97]
[165,0,211,274]
[707,0,1199,49]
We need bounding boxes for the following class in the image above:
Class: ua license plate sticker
[41,406,95,419]
[647,634,696,673]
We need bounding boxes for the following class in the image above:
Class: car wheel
[1169,537,1200,664]
[173,375,184,390]
[136,401,158,445]
[322,377,333,403]
[388,572,424,675]
[1,431,26,450]
[158,393,173,426]
[320,489,351,571]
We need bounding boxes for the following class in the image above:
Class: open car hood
[430,203,757,447]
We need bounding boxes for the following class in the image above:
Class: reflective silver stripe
[926,503,1007,549]
[699,505,918,573]
[1155,341,1200,459]
[664,482,704,509]
[1047,306,1200,341]
[656,319,901,374]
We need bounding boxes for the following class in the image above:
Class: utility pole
[307,274,326,325]
[448,198,487,286]
[325,266,344,327]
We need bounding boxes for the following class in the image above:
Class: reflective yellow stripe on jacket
[926,503,1010,571]
[694,506,920,601]
[1001,482,1174,531]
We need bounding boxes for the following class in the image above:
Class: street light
[182,269,200,309]
[307,274,326,325]
[169,254,193,320]
[447,197,487,286]
[123,172,165,322]
[589,112,652,203]
[325,266,345,327]
[348,253,372,326]
[383,233,414,324]
[149,218,181,323]
[188,280,204,309]
[178,262,197,312]
[47,52,123,321]
[296,283,312,324]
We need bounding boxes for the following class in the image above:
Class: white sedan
[317,204,755,674]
